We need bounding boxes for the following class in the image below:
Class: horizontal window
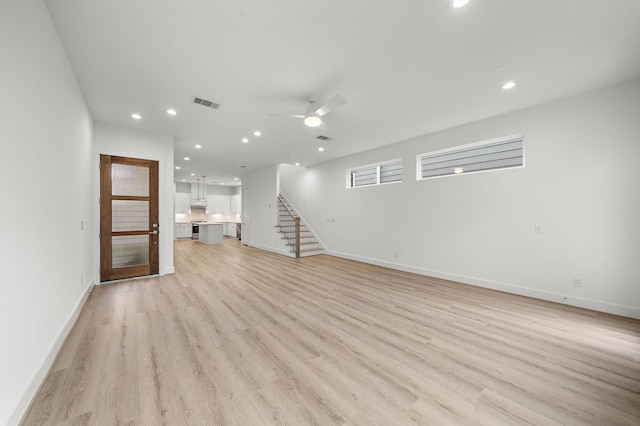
[417,135,524,180]
[347,159,403,188]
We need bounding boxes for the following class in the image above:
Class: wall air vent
[316,135,332,141]
[193,97,221,110]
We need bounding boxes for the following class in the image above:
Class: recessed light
[184,157,190,161]
[242,138,249,143]
[175,166,181,170]
[166,108,177,115]
[182,179,186,182]
[450,0,470,8]
[131,113,142,120]
[239,165,247,168]
[195,144,201,149]
[318,147,324,152]
[502,81,517,90]
[234,177,238,181]
[220,183,225,185]
[254,130,261,136]
[190,173,195,176]
[454,167,464,174]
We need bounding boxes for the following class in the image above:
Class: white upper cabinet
[231,194,241,215]
[206,194,224,214]
[175,193,191,214]
[204,194,236,215]
[221,196,231,215]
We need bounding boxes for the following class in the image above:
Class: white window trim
[346,158,403,189]
[416,133,525,181]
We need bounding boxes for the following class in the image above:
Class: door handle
[149,230,158,235]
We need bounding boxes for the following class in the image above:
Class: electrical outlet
[81,275,84,286]
[573,278,583,287]
[534,225,542,234]
[81,220,84,230]
[394,252,398,259]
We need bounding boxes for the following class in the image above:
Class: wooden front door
[100,155,159,282]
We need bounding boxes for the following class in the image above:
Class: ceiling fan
[271,94,347,127]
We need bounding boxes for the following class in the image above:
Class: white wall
[175,182,235,196]
[0,0,94,424]
[281,79,640,319]
[93,122,175,277]
[240,165,288,254]
[205,185,236,196]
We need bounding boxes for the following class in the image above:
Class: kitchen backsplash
[190,207,206,221]
[175,211,241,223]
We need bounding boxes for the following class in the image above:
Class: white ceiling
[45,0,640,186]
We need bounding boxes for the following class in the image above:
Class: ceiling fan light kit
[270,94,347,128]
[304,114,322,127]
[450,0,471,8]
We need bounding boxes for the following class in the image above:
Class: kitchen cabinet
[175,223,192,239]
[221,196,231,215]
[224,223,237,237]
[230,194,241,215]
[206,194,232,214]
[175,193,191,214]
[202,194,240,215]
[206,194,223,214]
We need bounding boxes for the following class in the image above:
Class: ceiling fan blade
[314,94,347,117]
[267,113,305,118]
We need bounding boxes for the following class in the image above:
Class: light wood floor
[22,239,640,425]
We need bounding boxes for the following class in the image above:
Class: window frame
[346,158,403,189]
[416,134,525,181]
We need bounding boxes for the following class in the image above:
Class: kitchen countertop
[176,221,240,224]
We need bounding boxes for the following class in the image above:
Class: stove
[191,221,206,240]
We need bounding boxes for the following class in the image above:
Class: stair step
[285,241,320,247]
[278,194,323,258]
[292,247,324,254]
[300,250,324,257]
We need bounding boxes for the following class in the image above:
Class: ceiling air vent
[316,135,331,141]
[193,97,221,110]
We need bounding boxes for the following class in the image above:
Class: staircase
[276,193,323,257]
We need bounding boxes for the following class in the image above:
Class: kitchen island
[198,223,223,244]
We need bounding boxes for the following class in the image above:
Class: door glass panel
[112,235,149,268]
[112,200,149,232]
[112,163,149,197]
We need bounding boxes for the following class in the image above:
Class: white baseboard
[327,250,640,320]
[8,277,96,426]
[246,242,295,258]
[163,265,175,275]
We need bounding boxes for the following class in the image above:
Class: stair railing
[278,194,300,258]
